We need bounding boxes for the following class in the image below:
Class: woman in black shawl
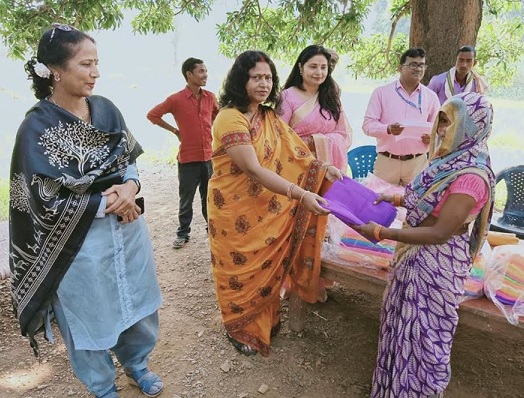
[9,24,163,398]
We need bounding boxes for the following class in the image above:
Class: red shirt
[147,86,219,163]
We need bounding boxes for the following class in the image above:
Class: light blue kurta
[50,164,162,351]
[55,214,161,351]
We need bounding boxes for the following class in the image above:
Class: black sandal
[227,334,258,356]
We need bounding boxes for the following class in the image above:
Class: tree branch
[385,0,410,67]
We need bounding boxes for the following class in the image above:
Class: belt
[379,151,425,161]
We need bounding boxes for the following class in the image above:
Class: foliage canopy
[1,0,523,87]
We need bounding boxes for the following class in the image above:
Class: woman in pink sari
[278,45,352,172]
[278,45,352,301]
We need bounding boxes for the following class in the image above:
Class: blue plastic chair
[347,145,377,180]
[490,165,524,239]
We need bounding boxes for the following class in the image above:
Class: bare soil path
[1,162,524,398]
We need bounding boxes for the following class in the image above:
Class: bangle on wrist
[299,190,309,205]
[287,183,296,200]
[373,225,383,241]
[393,194,402,207]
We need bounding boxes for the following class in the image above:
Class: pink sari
[279,87,352,171]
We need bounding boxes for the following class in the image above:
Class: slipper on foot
[172,237,189,249]
[126,368,164,397]
[227,333,258,356]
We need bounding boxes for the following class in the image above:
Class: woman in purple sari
[353,92,495,397]
[278,45,352,172]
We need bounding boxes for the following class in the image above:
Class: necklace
[49,96,91,122]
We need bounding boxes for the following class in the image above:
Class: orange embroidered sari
[208,107,328,356]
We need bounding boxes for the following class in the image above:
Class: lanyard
[395,82,422,114]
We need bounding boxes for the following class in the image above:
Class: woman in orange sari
[208,50,342,356]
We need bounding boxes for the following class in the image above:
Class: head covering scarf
[405,92,495,258]
[9,95,142,355]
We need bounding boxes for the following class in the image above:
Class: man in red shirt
[147,58,219,248]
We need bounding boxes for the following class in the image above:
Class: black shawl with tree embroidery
[9,95,143,355]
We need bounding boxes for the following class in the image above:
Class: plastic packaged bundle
[320,174,405,270]
[321,176,397,243]
[459,240,491,303]
[361,172,405,196]
[322,215,398,269]
[484,243,524,325]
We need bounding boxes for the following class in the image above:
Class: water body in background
[1,9,523,179]
[0,9,231,179]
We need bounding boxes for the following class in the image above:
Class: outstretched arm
[354,193,477,245]
[227,144,341,215]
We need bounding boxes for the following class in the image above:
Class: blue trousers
[52,297,159,397]
[177,160,212,239]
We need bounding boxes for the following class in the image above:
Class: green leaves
[0,0,523,89]
[0,0,124,57]
[476,17,524,88]
[0,0,213,57]
[348,33,408,80]
[216,0,372,62]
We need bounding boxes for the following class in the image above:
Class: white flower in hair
[34,62,51,79]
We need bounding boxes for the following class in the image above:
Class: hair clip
[49,23,74,42]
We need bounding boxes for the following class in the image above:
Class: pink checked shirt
[362,80,440,156]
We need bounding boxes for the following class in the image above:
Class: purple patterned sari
[371,93,495,397]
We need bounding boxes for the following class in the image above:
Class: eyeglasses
[402,62,428,70]
[49,23,75,42]
[249,74,273,83]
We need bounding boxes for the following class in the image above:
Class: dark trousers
[176,160,212,239]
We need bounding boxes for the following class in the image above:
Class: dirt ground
[1,162,524,398]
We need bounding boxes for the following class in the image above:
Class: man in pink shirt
[147,58,219,249]
[362,48,440,186]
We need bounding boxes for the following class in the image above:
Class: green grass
[0,178,8,221]
[140,145,179,165]
[494,180,508,213]
[490,97,524,110]
[489,133,524,152]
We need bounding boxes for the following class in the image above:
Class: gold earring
[54,73,60,81]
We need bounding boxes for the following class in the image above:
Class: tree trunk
[409,0,483,84]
